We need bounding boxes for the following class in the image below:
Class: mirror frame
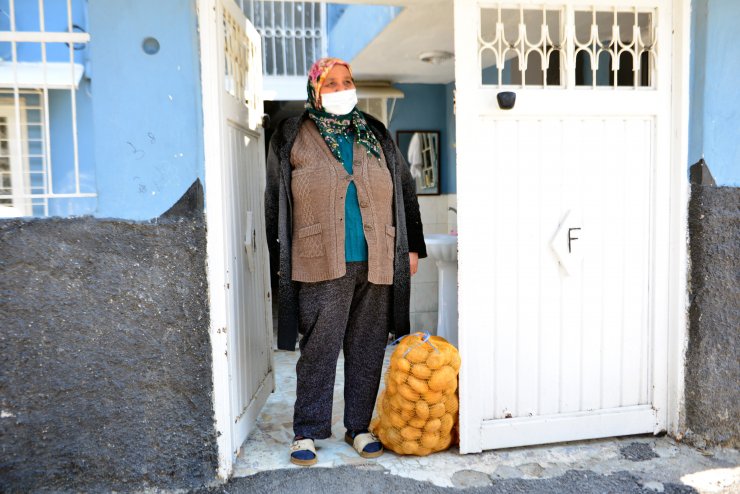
[395,130,441,196]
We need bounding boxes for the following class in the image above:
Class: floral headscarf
[305,57,381,162]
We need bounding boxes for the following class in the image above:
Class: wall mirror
[396,130,441,195]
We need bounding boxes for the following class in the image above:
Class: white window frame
[0,0,94,217]
[0,99,32,217]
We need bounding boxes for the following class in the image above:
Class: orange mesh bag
[370,332,460,456]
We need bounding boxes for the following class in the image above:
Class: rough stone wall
[685,184,740,448]
[0,186,217,491]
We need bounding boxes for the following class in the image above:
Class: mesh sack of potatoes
[370,332,460,456]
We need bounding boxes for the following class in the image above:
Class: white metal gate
[199,0,274,477]
[454,0,675,453]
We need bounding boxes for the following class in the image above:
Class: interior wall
[388,82,456,193]
[387,83,458,333]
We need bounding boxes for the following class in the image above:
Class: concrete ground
[207,347,740,493]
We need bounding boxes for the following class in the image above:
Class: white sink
[423,234,458,347]
[424,233,458,262]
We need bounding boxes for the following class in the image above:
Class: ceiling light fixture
[418,50,454,64]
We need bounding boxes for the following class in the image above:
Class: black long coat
[265,111,427,351]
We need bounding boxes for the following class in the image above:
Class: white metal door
[454,0,673,453]
[199,0,273,477]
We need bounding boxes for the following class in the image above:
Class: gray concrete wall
[685,184,740,448]
[0,183,218,492]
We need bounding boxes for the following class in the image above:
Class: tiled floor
[231,345,740,490]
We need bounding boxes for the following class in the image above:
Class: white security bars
[479,5,656,88]
[239,1,327,77]
[0,0,93,217]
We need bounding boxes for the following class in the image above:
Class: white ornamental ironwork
[479,4,657,89]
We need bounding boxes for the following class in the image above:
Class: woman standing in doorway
[265,57,426,466]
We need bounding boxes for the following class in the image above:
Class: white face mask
[320,89,358,115]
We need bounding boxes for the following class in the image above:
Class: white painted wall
[410,194,457,333]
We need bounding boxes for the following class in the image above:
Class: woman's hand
[409,252,419,276]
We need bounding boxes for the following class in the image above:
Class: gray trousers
[293,262,391,439]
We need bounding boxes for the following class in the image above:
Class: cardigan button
[363,224,373,231]
[360,201,369,208]
[345,174,352,181]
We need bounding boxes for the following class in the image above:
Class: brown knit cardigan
[265,111,427,351]
[289,119,396,284]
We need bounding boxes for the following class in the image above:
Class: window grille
[239,1,327,77]
[479,4,656,89]
[0,0,93,217]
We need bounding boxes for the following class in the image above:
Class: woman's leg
[293,272,355,439]
[342,263,392,433]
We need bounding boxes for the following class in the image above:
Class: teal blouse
[336,133,369,262]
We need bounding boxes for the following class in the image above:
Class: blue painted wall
[2,0,203,219]
[387,83,456,194]
[327,4,401,62]
[689,0,740,186]
[88,0,204,219]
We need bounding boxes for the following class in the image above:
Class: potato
[422,389,444,404]
[443,378,458,395]
[394,357,411,374]
[415,400,430,420]
[393,371,407,385]
[408,417,427,429]
[385,426,403,447]
[389,409,407,429]
[410,363,432,380]
[398,383,420,402]
[394,394,415,411]
[424,418,441,433]
[407,375,429,395]
[444,394,459,414]
[401,440,419,455]
[415,446,432,456]
[428,402,446,419]
[450,351,461,371]
[426,351,446,370]
[379,413,392,430]
[388,394,403,412]
[428,365,456,392]
[406,344,430,364]
[440,413,454,435]
[435,434,452,451]
[421,431,439,449]
[400,426,422,441]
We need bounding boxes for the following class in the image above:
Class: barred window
[0,0,94,217]
[239,0,328,77]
